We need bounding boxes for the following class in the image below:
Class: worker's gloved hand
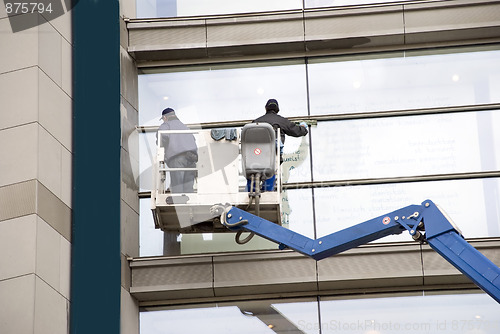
[299,121,308,128]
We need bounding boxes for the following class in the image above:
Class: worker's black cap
[160,107,175,120]
[265,99,279,112]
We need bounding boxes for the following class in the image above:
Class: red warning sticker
[254,148,262,155]
[382,216,391,225]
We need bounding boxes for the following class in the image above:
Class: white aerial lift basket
[152,126,282,233]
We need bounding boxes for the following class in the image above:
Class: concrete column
[0,8,72,334]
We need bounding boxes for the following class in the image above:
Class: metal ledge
[129,238,500,305]
[127,0,500,66]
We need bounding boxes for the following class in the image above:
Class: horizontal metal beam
[139,171,500,199]
[127,0,500,66]
[129,238,500,305]
[135,103,500,133]
[283,171,500,189]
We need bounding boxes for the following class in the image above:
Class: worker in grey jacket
[157,108,198,193]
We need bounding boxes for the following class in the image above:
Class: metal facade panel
[405,2,500,31]
[128,1,500,64]
[206,41,306,59]
[207,16,304,48]
[304,6,405,51]
[129,22,206,51]
[213,252,317,296]
[205,14,305,57]
[128,21,208,61]
[317,244,423,291]
[131,257,214,301]
[404,2,500,44]
[421,246,471,286]
[130,241,500,303]
[304,7,404,41]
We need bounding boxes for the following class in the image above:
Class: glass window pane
[139,132,157,192]
[141,305,277,333]
[282,189,315,239]
[305,0,425,8]
[140,292,500,334]
[282,134,312,183]
[311,110,500,181]
[314,178,500,241]
[137,0,302,19]
[308,46,500,115]
[141,297,319,334]
[320,293,500,334]
[139,198,164,257]
[177,189,314,255]
[139,61,308,125]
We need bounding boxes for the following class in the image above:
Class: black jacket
[253,111,308,144]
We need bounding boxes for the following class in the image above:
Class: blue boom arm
[221,199,500,303]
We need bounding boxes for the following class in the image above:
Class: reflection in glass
[139,198,164,257]
[281,134,312,183]
[139,132,157,192]
[281,189,315,238]
[136,0,432,18]
[308,47,500,114]
[314,178,500,240]
[305,0,418,8]
[137,0,302,18]
[320,293,500,334]
[137,46,500,257]
[139,62,308,125]
[140,293,500,334]
[141,297,319,334]
[175,233,276,255]
[311,111,500,181]
[141,305,277,334]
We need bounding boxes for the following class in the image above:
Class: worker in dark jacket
[157,108,198,193]
[253,98,308,163]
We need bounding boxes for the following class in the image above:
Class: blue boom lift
[213,123,500,304]
[217,200,500,304]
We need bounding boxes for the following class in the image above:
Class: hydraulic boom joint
[215,199,500,304]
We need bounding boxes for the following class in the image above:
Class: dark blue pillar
[71,1,121,333]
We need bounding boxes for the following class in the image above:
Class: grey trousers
[166,151,198,193]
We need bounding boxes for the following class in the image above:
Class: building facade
[132,0,500,333]
[1,1,500,334]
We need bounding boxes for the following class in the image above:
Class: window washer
[250,99,308,191]
[157,108,198,193]
[253,98,308,164]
